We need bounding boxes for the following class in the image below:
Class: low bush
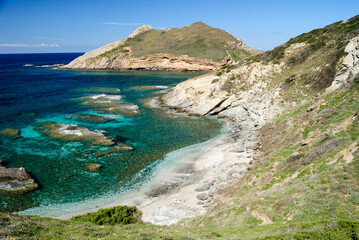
[71,205,141,225]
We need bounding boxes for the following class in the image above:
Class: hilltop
[63,22,259,71]
[2,15,359,239]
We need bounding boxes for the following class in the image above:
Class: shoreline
[17,91,260,225]
[138,117,259,225]
[17,110,260,226]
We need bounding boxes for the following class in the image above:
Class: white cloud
[0,43,60,47]
[103,22,145,26]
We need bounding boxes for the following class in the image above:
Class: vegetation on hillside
[249,15,359,90]
[126,22,251,62]
[71,205,141,225]
[85,22,254,65]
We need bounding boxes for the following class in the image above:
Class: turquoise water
[0,53,223,213]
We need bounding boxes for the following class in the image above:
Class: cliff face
[64,22,260,71]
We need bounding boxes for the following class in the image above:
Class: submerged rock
[35,122,115,146]
[97,103,141,118]
[95,143,134,158]
[128,85,169,91]
[0,128,21,140]
[75,87,121,94]
[0,162,38,194]
[82,94,123,108]
[73,113,115,123]
[81,94,141,118]
[85,163,102,172]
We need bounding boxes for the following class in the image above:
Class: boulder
[85,163,102,172]
[0,128,21,140]
[196,193,209,201]
[0,163,38,194]
[35,122,115,146]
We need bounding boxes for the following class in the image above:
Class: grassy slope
[87,22,252,64]
[1,16,359,240]
[127,22,250,62]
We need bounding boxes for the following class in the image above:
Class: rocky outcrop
[35,122,115,146]
[69,53,221,72]
[94,144,133,158]
[72,113,115,123]
[64,25,153,69]
[0,162,38,194]
[80,94,141,118]
[161,61,284,125]
[85,163,102,172]
[327,36,359,92]
[0,128,21,140]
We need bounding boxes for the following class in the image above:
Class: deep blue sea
[0,53,222,216]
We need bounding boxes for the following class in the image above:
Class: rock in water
[94,144,134,158]
[0,128,21,139]
[35,122,115,146]
[85,163,102,172]
[97,104,141,118]
[73,113,115,123]
[0,163,38,194]
[80,94,141,118]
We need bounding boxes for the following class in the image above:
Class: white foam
[156,86,169,89]
[23,64,34,67]
[123,105,139,110]
[90,94,122,100]
[105,95,122,100]
[90,94,106,99]
[58,125,84,136]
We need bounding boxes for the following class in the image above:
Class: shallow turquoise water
[0,53,223,212]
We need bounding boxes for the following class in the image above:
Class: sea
[0,53,223,217]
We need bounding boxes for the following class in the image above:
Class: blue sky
[0,0,358,53]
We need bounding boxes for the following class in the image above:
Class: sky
[0,0,358,53]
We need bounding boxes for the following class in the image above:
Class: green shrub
[71,205,141,225]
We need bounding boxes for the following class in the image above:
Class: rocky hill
[63,22,259,71]
[2,15,359,239]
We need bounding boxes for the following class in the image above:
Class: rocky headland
[62,22,261,72]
